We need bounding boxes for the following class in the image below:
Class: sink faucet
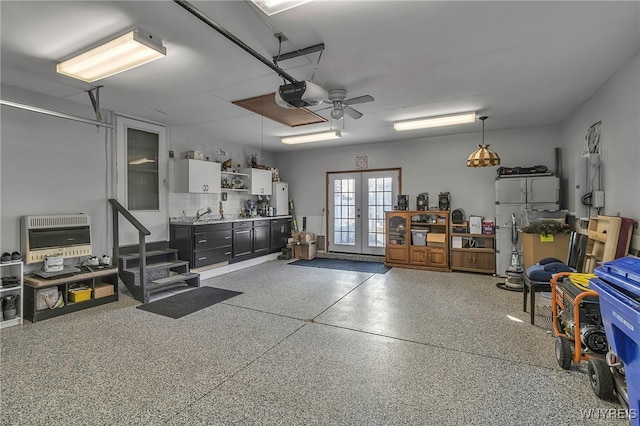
[195,207,212,221]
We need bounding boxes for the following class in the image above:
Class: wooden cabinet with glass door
[385,211,409,264]
[385,211,450,271]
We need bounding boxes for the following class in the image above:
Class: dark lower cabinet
[171,217,291,268]
[232,221,253,261]
[170,222,232,269]
[270,218,292,253]
[253,220,270,256]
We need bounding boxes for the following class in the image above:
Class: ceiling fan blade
[344,106,363,120]
[344,95,374,106]
[314,106,332,112]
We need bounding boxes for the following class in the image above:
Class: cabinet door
[428,248,447,268]
[473,252,496,273]
[175,159,221,193]
[253,226,270,255]
[241,168,273,195]
[496,178,526,203]
[527,176,558,204]
[409,247,428,266]
[450,250,471,269]
[233,229,253,259]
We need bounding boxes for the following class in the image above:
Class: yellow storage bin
[69,288,92,303]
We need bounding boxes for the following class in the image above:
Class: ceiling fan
[318,89,375,120]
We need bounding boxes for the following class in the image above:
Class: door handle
[198,240,207,243]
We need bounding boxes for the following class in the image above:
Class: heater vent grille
[27,214,90,228]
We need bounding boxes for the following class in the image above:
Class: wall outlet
[593,190,605,208]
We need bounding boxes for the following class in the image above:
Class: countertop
[169,215,292,226]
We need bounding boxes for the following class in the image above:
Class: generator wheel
[588,358,616,401]
[555,336,573,370]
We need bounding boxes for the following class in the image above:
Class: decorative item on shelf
[231,176,244,189]
[249,154,258,167]
[234,164,241,173]
[271,168,280,182]
[397,195,408,211]
[221,178,230,189]
[521,221,571,236]
[438,192,451,211]
[219,201,224,220]
[222,158,232,171]
[451,209,465,224]
[416,193,429,211]
[467,116,500,167]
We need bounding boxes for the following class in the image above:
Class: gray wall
[1,87,112,265]
[275,126,561,235]
[559,53,640,221]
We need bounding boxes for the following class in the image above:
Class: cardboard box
[93,283,114,299]
[452,236,463,248]
[521,232,570,270]
[292,232,316,244]
[186,150,204,160]
[482,219,495,235]
[69,288,91,303]
[469,216,482,234]
[426,233,446,244]
[316,235,326,252]
[294,241,317,260]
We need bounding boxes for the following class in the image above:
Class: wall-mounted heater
[21,214,92,264]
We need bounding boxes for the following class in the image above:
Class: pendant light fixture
[467,116,500,167]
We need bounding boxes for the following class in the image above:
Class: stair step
[122,260,189,275]
[119,248,178,261]
[151,273,199,286]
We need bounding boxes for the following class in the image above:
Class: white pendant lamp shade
[467,116,500,167]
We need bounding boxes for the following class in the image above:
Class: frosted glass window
[127,128,159,211]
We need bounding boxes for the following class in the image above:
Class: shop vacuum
[497,213,524,291]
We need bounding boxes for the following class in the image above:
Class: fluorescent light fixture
[250,0,312,15]
[394,112,476,132]
[282,130,341,145]
[57,28,166,83]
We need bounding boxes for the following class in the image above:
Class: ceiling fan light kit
[467,116,501,167]
[394,112,476,131]
[56,28,166,83]
[282,130,341,145]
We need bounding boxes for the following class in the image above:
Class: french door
[328,170,400,255]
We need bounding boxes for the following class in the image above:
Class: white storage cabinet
[174,159,221,193]
[241,168,272,195]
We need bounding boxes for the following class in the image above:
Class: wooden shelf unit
[583,215,622,273]
[385,210,450,272]
[450,233,496,274]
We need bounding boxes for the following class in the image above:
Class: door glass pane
[366,177,394,248]
[333,178,356,246]
[127,128,159,211]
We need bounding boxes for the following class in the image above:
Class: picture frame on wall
[355,155,368,169]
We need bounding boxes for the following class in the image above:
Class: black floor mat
[289,258,390,274]
[136,287,242,319]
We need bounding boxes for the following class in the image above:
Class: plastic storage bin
[595,257,640,294]
[69,288,91,303]
[590,274,640,424]
[411,229,427,246]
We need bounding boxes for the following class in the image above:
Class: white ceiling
[1,1,639,152]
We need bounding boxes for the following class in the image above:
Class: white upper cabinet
[174,159,221,193]
[241,168,273,195]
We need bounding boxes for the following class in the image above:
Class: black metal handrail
[108,199,151,291]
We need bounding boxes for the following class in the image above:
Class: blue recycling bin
[592,257,640,424]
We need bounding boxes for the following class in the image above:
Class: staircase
[118,241,200,304]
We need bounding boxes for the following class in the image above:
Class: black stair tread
[151,273,199,285]
[122,260,189,275]
[119,249,178,261]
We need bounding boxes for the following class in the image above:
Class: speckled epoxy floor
[0,260,627,425]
